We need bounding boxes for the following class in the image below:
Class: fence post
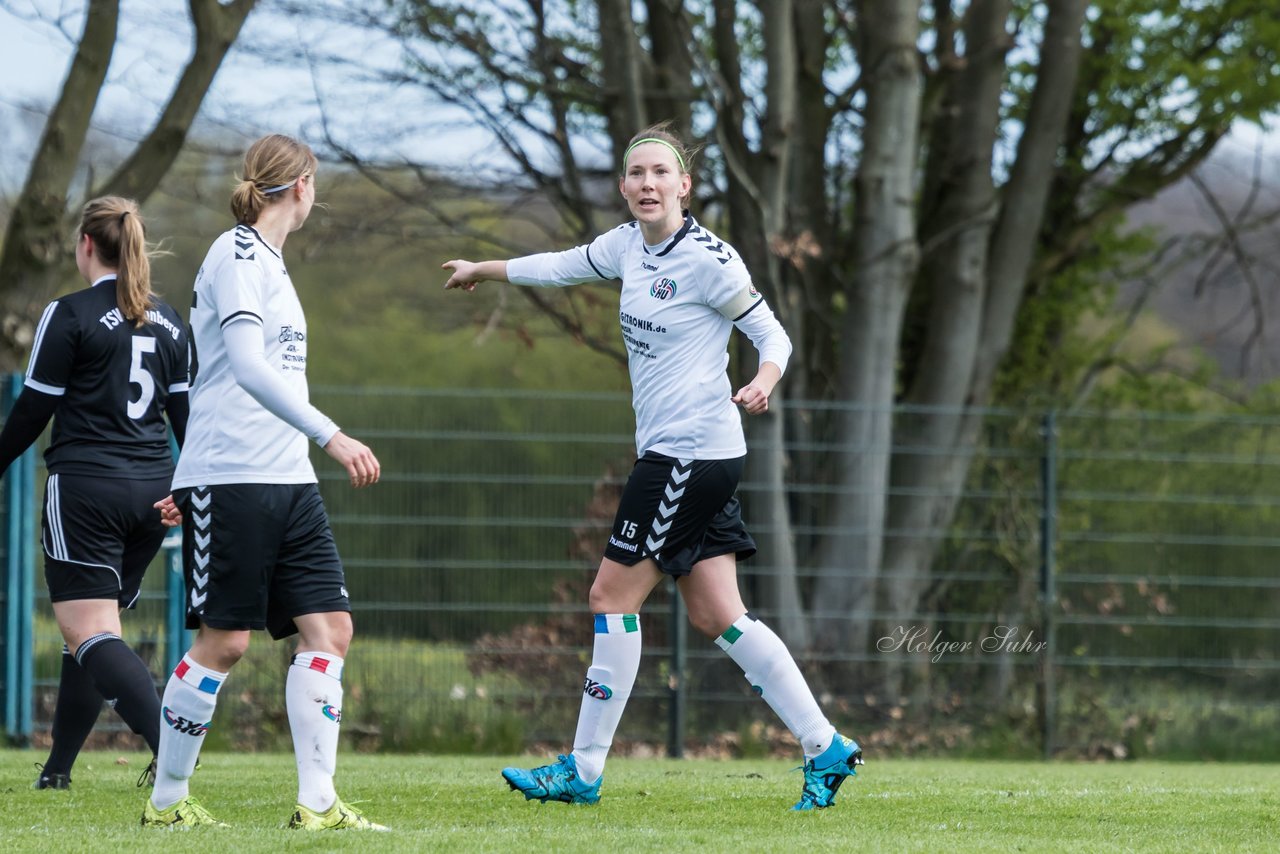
[163,532,187,675]
[161,433,188,676]
[667,579,686,758]
[1039,409,1058,760]
[3,372,35,745]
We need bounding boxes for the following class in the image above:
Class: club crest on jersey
[583,677,613,700]
[650,277,677,300]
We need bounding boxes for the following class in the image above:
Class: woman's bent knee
[687,609,730,640]
[296,611,353,656]
[191,629,250,671]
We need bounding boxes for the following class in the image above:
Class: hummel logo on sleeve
[234,226,256,261]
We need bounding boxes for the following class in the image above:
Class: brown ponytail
[231,134,319,224]
[78,196,155,327]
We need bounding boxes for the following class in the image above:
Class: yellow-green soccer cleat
[141,795,227,828]
[288,798,389,831]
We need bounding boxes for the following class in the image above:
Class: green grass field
[2,750,1278,852]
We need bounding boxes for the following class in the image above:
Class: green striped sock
[715,623,744,651]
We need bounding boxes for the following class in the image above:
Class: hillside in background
[1123,145,1280,388]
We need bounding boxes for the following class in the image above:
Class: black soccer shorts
[42,473,170,607]
[174,482,350,639]
[603,452,756,576]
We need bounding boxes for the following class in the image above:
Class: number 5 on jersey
[128,336,156,419]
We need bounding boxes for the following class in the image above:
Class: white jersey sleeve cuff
[23,378,65,396]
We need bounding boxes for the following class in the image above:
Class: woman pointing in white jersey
[443,122,863,811]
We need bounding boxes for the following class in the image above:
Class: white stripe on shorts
[46,473,67,560]
[42,475,122,581]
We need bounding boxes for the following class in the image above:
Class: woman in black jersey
[0,196,189,790]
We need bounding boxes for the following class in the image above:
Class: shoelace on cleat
[180,800,219,824]
[137,758,157,788]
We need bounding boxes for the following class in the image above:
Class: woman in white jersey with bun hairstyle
[144,134,386,831]
[443,122,863,811]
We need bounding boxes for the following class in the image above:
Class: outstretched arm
[446,241,618,291]
[442,260,509,292]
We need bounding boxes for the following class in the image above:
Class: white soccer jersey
[507,215,792,459]
[173,224,327,487]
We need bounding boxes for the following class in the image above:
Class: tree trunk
[0,0,120,369]
[877,0,1088,696]
[781,0,835,590]
[596,0,648,159]
[812,0,923,665]
[880,0,1011,702]
[0,0,259,372]
[642,0,693,133]
[97,0,257,201]
[715,0,806,645]
[976,0,1089,397]
[748,395,808,650]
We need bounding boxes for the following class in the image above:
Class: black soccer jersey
[24,276,189,478]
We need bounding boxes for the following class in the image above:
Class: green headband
[624,138,686,172]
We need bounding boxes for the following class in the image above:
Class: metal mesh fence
[5,387,1279,757]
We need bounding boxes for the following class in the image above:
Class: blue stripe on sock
[197,676,221,694]
[594,614,608,634]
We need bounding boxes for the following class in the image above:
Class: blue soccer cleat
[501,753,601,805]
[793,733,864,811]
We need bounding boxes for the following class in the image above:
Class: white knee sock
[571,614,641,785]
[287,652,345,812]
[151,655,225,809]
[717,613,836,758]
